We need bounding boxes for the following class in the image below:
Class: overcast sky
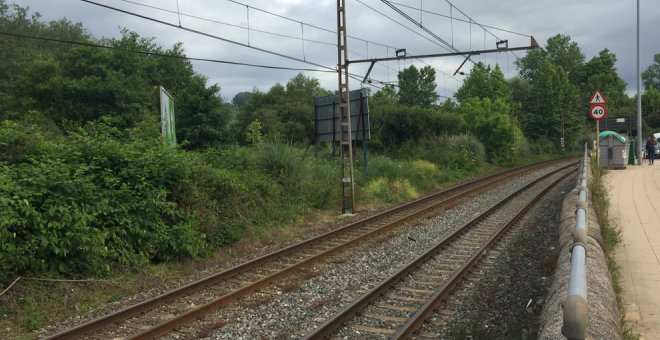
[10,0,660,102]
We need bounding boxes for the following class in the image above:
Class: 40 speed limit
[589,104,607,121]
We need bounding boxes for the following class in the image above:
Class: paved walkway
[606,162,660,340]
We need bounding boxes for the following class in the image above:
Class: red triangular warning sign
[589,89,606,105]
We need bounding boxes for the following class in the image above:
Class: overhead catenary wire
[446,0,504,42]
[115,0,335,47]
[76,0,464,95]
[388,0,531,38]
[387,0,527,60]
[349,0,465,93]
[377,0,458,53]
[0,30,389,93]
[354,0,453,53]
[80,0,334,71]
[444,0,522,60]
[223,0,397,51]
[111,0,404,78]
[115,0,461,89]
[0,31,338,73]
[79,1,393,91]
[378,0,476,71]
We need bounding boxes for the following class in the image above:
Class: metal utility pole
[337,0,356,214]
[333,1,538,213]
[637,0,642,164]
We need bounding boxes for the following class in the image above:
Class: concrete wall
[537,164,621,339]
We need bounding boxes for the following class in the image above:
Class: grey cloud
[9,0,660,100]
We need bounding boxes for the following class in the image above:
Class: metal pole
[637,0,643,164]
[596,121,600,166]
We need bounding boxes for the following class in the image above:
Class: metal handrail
[562,145,590,339]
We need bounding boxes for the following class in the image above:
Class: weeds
[589,160,639,340]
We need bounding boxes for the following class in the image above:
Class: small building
[599,130,629,169]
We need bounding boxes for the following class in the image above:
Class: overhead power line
[222,0,398,51]
[116,0,335,47]
[383,0,525,61]
[388,0,530,38]
[78,0,392,90]
[218,0,459,86]
[380,0,460,53]
[113,0,404,79]
[354,0,453,54]
[80,0,335,70]
[0,31,335,73]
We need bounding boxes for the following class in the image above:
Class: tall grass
[589,158,639,340]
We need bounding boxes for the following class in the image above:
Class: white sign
[159,86,176,146]
[589,89,606,105]
[589,104,607,121]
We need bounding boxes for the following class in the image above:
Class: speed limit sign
[589,104,607,120]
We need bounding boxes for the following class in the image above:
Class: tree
[285,73,331,99]
[454,62,512,103]
[370,84,398,108]
[515,34,584,83]
[642,53,660,90]
[231,74,331,145]
[522,60,581,148]
[232,91,253,110]
[0,12,232,148]
[577,49,630,111]
[509,76,531,108]
[544,34,585,83]
[397,65,439,108]
[459,97,520,163]
[515,47,547,82]
[246,119,264,146]
[642,87,660,128]
[0,1,90,118]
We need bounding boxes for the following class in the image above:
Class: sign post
[589,89,607,165]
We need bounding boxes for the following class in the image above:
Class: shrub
[417,134,486,170]
[0,121,205,281]
[363,177,418,203]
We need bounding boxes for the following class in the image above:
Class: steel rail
[45,157,576,339]
[304,164,576,339]
[396,168,575,338]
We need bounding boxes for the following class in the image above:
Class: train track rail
[304,163,576,339]
[45,158,577,339]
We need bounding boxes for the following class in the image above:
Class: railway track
[44,158,577,339]
[304,163,576,339]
